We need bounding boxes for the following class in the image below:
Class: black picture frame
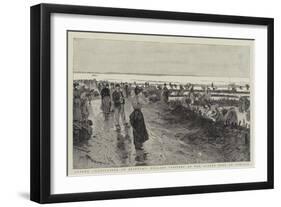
[30,3,274,204]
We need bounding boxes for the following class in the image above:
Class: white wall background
[0,0,279,206]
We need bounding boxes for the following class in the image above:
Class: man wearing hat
[112,84,128,130]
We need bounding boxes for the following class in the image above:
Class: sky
[72,36,251,78]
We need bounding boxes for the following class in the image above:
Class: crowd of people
[73,79,250,149]
[73,81,151,151]
[73,83,94,144]
[170,87,250,128]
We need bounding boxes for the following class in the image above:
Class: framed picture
[30,3,274,203]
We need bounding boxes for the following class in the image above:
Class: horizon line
[73,71,249,79]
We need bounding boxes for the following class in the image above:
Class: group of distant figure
[172,86,251,128]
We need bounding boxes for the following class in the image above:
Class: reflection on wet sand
[101,113,114,132]
[116,127,131,166]
[115,126,149,166]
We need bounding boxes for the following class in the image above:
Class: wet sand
[73,98,250,169]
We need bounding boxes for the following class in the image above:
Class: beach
[73,96,250,170]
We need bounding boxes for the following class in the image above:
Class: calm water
[74,72,249,86]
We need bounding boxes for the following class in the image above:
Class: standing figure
[73,83,82,122]
[110,82,115,112]
[97,82,103,92]
[88,89,96,105]
[124,83,129,98]
[129,86,149,150]
[100,83,111,119]
[179,85,184,96]
[80,96,90,122]
[162,83,169,103]
[188,85,195,105]
[112,84,128,130]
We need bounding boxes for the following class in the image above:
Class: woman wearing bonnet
[129,86,149,151]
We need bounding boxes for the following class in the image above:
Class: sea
[73,72,249,87]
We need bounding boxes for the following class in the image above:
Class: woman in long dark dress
[129,86,149,150]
